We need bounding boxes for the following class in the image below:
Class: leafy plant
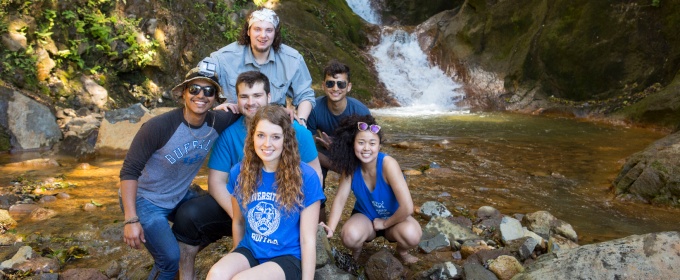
[652,0,660,7]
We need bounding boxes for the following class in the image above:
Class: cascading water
[347,1,467,116]
[346,0,380,25]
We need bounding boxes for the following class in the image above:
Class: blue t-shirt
[208,115,318,172]
[306,96,370,139]
[227,162,325,262]
[351,153,399,220]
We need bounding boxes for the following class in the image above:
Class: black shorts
[233,247,301,280]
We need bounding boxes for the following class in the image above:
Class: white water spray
[346,0,380,25]
[346,1,467,115]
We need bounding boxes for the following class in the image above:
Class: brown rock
[365,249,404,280]
[29,207,57,221]
[488,255,524,280]
[60,268,108,280]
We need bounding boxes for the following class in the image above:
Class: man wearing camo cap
[199,7,316,126]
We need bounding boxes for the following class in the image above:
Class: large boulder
[613,131,680,206]
[95,104,171,155]
[0,86,62,151]
[512,231,680,279]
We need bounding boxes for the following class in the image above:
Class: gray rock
[425,217,479,243]
[39,195,57,204]
[547,234,579,253]
[419,201,452,219]
[28,273,59,280]
[79,75,108,109]
[477,206,502,220]
[499,216,524,244]
[513,232,680,280]
[522,211,556,239]
[314,264,356,280]
[0,87,62,151]
[418,231,450,254]
[519,237,538,261]
[316,225,333,268]
[551,219,577,242]
[365,249,404,280]
[416,262,462,280]
[463,262,499,280]
[60,268,108,280]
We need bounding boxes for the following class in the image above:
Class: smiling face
[324,73,352,103]
[237,82,270,119]
[354,130,380,164]
[253,119,284,170]
[182,79,216,117]
[248,21,276,55]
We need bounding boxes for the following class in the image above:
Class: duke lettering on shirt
[164,139,212,164]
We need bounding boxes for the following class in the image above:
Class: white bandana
[248,8,279,28]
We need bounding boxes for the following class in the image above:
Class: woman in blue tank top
[321,114,422,264]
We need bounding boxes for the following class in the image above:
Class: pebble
[39,195,57,204]
[56,192,71,199]
[83,203,97,211]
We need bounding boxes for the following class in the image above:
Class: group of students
[118,7,422,280]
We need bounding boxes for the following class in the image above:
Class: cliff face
[416,0,680,129]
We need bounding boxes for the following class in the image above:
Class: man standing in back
[306,60,371,222]
[199,7,316,123]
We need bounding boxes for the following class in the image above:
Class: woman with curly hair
[321,114,422,264]
[207,105,324,280]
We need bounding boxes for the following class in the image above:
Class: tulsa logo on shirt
[247,192,281,245]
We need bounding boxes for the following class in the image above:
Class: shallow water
[1,112,677,251]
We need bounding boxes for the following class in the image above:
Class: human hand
[123,222,146,249]
[214,102,239,114]
[319,222,334,238]
[373,218,386,231]
[315,132,333,150]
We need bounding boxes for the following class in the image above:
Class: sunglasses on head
[357,122,381,134]
[187,84,217,97]
[325,80,348,89]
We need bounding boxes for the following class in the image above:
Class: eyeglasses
[357,122,381,133]
[325,80,348,89]
[187,84,217,97]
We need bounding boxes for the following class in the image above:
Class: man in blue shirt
[172,71,321,279]
[198,7,316,124]
[306,60,371,222]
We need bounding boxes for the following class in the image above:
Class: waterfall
[346,0,380,25]
[346,1,467,115]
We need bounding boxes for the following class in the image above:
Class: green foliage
[652,0,660,7]
[1,46,38,86]
[198,0,247,42]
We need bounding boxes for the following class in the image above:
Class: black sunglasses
[187,84,217,97]
[325,80,348,89]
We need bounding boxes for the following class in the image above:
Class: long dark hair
[238,8,283,52]
[329,114,383,176]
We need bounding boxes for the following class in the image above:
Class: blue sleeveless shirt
[351,152,399,220]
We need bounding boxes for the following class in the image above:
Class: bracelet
[124,216,140,225]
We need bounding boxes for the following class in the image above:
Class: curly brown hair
[236,105,302,212]
[237,8,283,52]
[329,114,384,176]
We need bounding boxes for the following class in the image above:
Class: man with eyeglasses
[171,71,322,280]
[306,60,371,222]
[119,63,239,280]
[198,7,316,125]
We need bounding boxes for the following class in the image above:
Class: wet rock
[95,104,161,155]
[365,249,404,280]
[77,163,92,169]
[488,255,524,280]
[60,268,108,280]
[1,246,59,273]
[460,240,494,259]
[424,167,457,178]
[463,262,499,280]
[38,195,57,204]
[425,217,479,243]
[1,246,33,269]
[29,273,58,280]
[416,262,462,280]
[0,209,17,229]
[392,141,423,149]
[547,234,579,253]
[316,225,333,267]
[418,229,450,253]
[35,47,55,81]
[0,194,21,209]
[402,168,422,176]
[499,216,524,244]
[551,219,578,242]
[314,264,356,280]
[5,158,60,168]
[522,211,556,239]
[56,192,71,199]
[0,233,18,245]
[83,203,97,211]
[103,260,122,278]
[8,204,40,216]
[477,206,502,220]
[514,232,680,280]
[613,131,680,207]
[419,201,452,219]
[29,207,57,221]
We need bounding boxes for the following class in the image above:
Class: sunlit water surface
[1,112,677,250]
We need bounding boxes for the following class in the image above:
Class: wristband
[124,216,140,225]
